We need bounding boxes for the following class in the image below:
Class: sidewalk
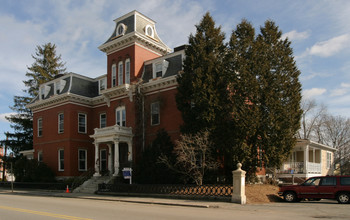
[0,188,229,208]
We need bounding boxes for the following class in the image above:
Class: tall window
[327,152,332,169]
[151,102,160,125]
[116,106,126,127]
[100,113,106,128]
[125,59,130,84]
[78,113,87,133]
[112,64,117,87]
[100,149,107,172]
[37,118,43,137]
[38,151,43,162]
[118,61,123,86]
[78,149,87,171]
[58,149,64,171]
[58,113,64,133]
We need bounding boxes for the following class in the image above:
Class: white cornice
[98,31,170,55]
[141,75,178,93]
[28,76,178,112]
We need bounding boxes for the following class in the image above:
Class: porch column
[127,140,133,162]
[304,144,309,173]
[93,142,101,177]
[113,140,120,176]
[107,143,113,175]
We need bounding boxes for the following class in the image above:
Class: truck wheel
[337,192,350,204]
[284,191,297,202]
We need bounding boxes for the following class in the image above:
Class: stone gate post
[232,163,246,204]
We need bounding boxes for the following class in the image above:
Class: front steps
[73,176,113,194]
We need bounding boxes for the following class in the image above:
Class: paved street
[0,191,349,220]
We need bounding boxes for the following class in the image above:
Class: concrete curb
[0,190,218,208]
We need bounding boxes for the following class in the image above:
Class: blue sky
[1,0,350,141]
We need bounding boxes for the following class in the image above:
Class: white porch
[90,125,133,177]
[277,139,335,179]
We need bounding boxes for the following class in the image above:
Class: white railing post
[232,163,246,204]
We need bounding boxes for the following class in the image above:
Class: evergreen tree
[176,12,227,135]
[254,21,302,168]
[224,20,261,175]
[2,43,66,155]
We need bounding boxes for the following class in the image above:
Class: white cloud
[308,34,350,57]
[330,82,350,97]
[303,88,326,99]
[0,113,14,123]
[282,30,310,41]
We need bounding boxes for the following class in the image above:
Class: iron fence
[98,183,232,198]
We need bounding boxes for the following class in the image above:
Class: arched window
[111,64,116,87]
[118,61,123,86]
[125,59,130,84]
[116,106,126,127]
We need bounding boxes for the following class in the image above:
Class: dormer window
[40,85,51,100]
[99,77,106,94]
[145,25,154,38]
[116,23,126,36]
[152,60,169,79]
[54,79,66,95]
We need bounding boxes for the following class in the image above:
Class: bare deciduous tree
[298,98,327,140]
[158,130,219,185]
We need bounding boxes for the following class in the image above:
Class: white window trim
[58,113,64,134]
[54,79,66,95]
[112,64,117,87]
[78,113,87,134]
[125,59,130,84]
[116,106,126,127]
[78,149,87,171]
[100,113,106,128]
[152,60,169,79]
[145,24,154,38]
[118,61,123,86]
[151,102,160,126]
[37,118,42,137]
[116,23,126,36]
[58,149,64,171]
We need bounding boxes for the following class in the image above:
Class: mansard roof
[98,10,171,55]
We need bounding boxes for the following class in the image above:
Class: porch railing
[92,125,132,136]
[278,162,321,174]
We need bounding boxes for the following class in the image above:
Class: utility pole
[2,133,8,182]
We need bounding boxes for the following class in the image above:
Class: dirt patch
[245,184,283,204]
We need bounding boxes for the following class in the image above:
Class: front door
[100,149,107,175]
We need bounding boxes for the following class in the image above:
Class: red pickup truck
[278,176,350,204]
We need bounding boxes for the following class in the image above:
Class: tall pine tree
[254,21,302,169]
[176,12,227,135]
[224,20,261,175]
[3,43,66,155]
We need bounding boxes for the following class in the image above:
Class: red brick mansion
[27,11,184,178]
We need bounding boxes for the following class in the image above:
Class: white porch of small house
[90,125,133,177]
[278,140,325,179]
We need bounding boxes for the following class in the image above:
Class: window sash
[38,118,42,137]
[116,107,126,127]
[118,62,123,86]
[58,149,64,171]
[78,113,87,133]
[100,113,106,128]
[151,102,160,125]
[112,64,116,87]
[125,59,130,84]
[99,78,106,93]
[58,113,64,133]
[78,149,87,171]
